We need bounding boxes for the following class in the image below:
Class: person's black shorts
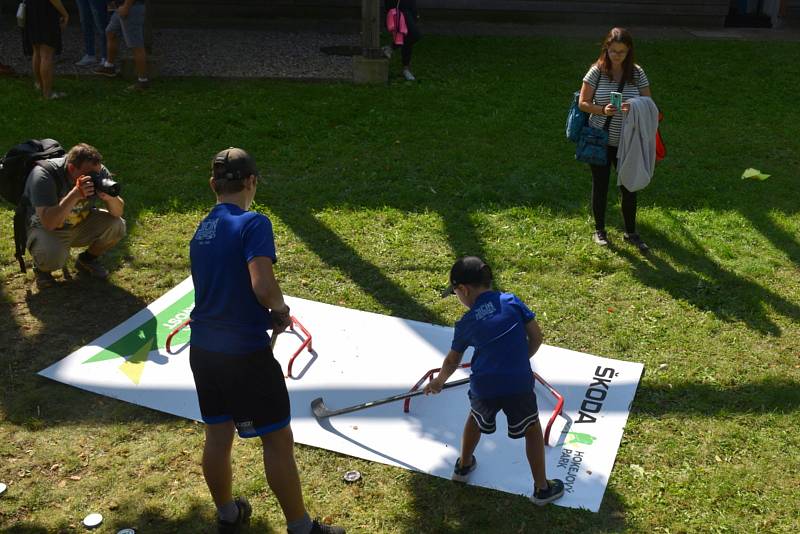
[190,345,290,438]
[468,389,539,439]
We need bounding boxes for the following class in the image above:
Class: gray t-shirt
[23,157,100,229]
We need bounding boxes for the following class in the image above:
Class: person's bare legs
[132,46,147,78]
[106,32,118,64]
[459,414,481,467]
[524,420,549,490]
[31,45,42,90]
[38,45,55,98]
[202,421,235,508]
[260,425,306,522]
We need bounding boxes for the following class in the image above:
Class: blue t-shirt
[189,203,277,354]
[451,291,536,399]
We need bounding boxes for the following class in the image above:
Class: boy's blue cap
[441,256,492,297]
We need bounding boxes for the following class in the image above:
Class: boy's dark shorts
[469,389,539,439]
[190,344,290,438]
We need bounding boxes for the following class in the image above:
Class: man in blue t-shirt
[424,256,564,506]
[189,148,344,534]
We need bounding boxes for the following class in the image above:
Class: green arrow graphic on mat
[566,432,597,447]
[82,290,195,384]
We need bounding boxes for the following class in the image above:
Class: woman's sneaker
[217,497,251,534]
[309,519,346,533]
[93,64,117,77]
[623,232,650,252]
[402,68,416,81]
[452,455,477,482]
[75,54,97,67]
[530,479,565,506]
[593,229,609,246]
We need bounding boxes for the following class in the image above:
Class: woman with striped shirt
[578,28,653,251]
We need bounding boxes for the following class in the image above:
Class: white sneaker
[381,45,393,59]
[75,55,97,67]
[402,69,416,81]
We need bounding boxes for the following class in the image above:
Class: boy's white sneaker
[451,455,477,482]
[75,55,97,67]
[402,68,416,81]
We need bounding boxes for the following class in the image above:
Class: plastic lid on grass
[343,470,361,483]
[117,529,137,534]
[0,482,7,496]
[83,513,103,529]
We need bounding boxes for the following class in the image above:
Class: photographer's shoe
[76,253,109,279]
[93,64,117,77]
[217,497,251,534]
[34,268,55,289]
[530,479,565,506]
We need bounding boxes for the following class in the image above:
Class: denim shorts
[106,3,145,48]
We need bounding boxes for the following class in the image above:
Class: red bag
[656,111,666,161]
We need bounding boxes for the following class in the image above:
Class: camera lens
[88,171,121,197]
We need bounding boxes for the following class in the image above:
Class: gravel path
[2,21,797,80]
[0,26,359,80]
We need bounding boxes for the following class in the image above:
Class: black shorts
[189,345,290,438]
[469,390,540,439]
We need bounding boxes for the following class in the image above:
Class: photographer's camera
[87,171,121,197]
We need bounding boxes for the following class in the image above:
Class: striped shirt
[583,64,650,147]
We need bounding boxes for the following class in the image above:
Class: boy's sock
[216,500,239,523]
[287,513,314,534]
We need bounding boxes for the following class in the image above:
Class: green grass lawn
[1,35,799,533]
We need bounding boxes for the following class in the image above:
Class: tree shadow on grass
[400,469,628,532]
[0,276,161,427]
[609,222,800,336]
[634,376,800,416]
[2,501,273,534]
[268,202,491,325]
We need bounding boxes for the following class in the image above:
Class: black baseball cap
[212,147,260,182]
[441,256,493,297]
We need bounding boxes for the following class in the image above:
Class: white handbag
[16,1,26,29]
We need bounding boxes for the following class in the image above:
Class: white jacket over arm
[617,96,659,192]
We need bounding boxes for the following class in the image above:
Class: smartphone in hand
[610,91,623,110]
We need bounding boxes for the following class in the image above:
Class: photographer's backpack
[0,139,65,272]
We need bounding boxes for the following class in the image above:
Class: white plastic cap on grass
[83,513,103,529]
[0,482,7,496]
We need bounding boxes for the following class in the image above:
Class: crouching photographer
[23,143,125,287]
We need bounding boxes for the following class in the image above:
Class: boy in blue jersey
[189,148,344,534]
[424,256,564,506]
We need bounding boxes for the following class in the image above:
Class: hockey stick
[311,377,470,419]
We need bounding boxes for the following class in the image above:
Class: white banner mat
[39,277,643,512]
